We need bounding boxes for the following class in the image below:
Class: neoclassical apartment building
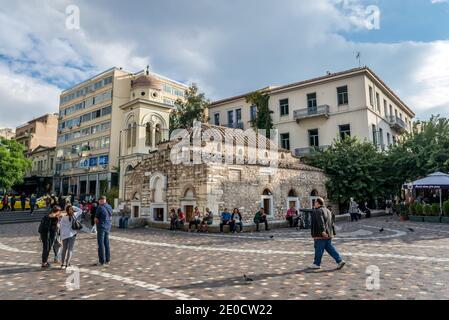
[55,67,188,198]
[208,67,415,156]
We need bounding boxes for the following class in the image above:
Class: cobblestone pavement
[1,216,449,300]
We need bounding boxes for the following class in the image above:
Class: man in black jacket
[309,198,346,270]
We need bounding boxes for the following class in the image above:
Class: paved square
[1,216,449,300]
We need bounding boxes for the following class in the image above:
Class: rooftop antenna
[356,52,361,67]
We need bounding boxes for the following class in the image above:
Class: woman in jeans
[60,204,83,269]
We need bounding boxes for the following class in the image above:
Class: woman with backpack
[60,204,83,269]
[38,206,61,268]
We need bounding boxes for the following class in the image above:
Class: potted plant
[441,200,449,224]
[397,203,408,221]
[423,204,441,223]
[410,203,424,222]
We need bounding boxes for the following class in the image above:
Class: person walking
[90,200,98,233]
[60,204,83,269]
[38,206,61,268]
[30,194,37,215]
[20,193,26,211]
[308,197,346,270]
[10,195,16,212]
[349,197,359,222]
[2,194,9,211]
[94,196,113,267]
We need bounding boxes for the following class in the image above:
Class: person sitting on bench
[176,208,186,230]
[199,208,213,232]
[286,204,299,228]
[189,206,202,232]
[254,208,269,232]
[169,208,178,230]
[231,208,243,233]
[220,208,232,233]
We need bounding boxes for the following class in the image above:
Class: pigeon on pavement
[244,274,254,282]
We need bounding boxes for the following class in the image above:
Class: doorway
[185,205,194,222]
[263,199,271,215]
[153,208,164,221]
[261,188,273,216]
[133,206,139,218]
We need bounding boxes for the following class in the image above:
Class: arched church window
[155,124,162,145]
[145,123,152,147]
[132,122,137,147]
[127,123,132,148]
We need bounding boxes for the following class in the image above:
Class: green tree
[246,91,273,137]
[0,138,31,192]
[104,187,119,209]
[385,115,449,194]
[304,137,386,209]
[169,84,209,132]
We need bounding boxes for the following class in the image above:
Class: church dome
[131,74,162,90]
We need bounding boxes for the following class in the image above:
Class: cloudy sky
[0,0,448,128]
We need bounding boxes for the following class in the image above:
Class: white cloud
[0,63,60,128]
[0,0,448,128]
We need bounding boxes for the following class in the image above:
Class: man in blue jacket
[94,195,113,266]
[219,208,232,233]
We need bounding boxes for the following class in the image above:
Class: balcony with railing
[294,145,331,157]
[388,115,407,132]
[294,105,330,123]
[226,122,244,130]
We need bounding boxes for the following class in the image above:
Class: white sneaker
[337,261,346,270]
[308,264,321,270]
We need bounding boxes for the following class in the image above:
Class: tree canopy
[0,138,31,192]
[304,137,385,205]
[304,115,449,207]
[169,84,209,132]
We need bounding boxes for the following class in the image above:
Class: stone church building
[120,127,328,226]
[116,71,328,228]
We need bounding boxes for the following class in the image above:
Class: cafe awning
[404,172,449,190]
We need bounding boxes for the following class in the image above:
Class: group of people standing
[1,193,37,214]
[38,195,113,269]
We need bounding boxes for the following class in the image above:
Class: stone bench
[145,219,289,233]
